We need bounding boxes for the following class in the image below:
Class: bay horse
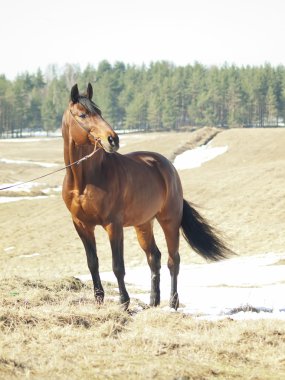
[62,83,231,310]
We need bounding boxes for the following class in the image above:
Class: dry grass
[0,129,221,280]
[0,277,285,380]
[1,127,285,379]
[1,127,285,281]
[179,128,285,256]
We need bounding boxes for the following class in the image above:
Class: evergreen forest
[0,61,285,137]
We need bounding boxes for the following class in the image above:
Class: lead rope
[0,141,100,191]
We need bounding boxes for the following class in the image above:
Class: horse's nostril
[108,136,115,147]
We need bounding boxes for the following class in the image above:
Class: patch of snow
[117,131,144,136]
[0,182,43,192]
[19,253,40,258]
[174,143,228,170]
[0,158,58,168]
[0,183,62,195]
[0,183,61,202]
[4,246,15,252]
[0,132,61,141]
[42,186,62,194]
[76,252,285,320]
[0,195,49,203]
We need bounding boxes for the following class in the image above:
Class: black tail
[181,200,232,261]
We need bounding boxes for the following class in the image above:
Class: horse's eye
[79,113,87,119]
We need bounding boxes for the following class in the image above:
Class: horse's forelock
[78,96,102,116]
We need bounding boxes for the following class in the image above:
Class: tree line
[1,61,285,137]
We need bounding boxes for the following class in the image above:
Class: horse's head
[64,83,119,153]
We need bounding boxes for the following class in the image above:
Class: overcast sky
[1,0,285,79]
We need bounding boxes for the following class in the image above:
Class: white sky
[1,0,285,79]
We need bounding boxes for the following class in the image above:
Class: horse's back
[123,150,180,188]
[124,150,176,173]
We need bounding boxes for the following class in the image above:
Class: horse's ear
[70,84,79,103]
[87,83,93,100]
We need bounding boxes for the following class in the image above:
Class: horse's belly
[123,192,163,227]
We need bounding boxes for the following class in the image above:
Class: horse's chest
[68,187,112,225]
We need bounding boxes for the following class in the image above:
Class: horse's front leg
[105,223,130,308]
[73,221,104,303]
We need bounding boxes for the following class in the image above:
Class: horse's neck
[65,138,104,191]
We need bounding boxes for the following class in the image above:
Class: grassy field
[1,277,285,380]
[1,127,285,379]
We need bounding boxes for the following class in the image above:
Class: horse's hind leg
[157,218,180,310]
[73,221,104,303]
[135,221,161,306]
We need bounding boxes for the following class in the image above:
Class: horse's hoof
[169,293,179,310]
[120,299,130,311]
[120,294,130,310]
[150,293,160,307]
[95,289,104,304]
[95,296,104,305]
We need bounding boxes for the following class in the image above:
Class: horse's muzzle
[99,134,119,153]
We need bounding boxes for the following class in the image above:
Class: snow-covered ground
[0,182,61,203]
[0,182,43,192]
[173,143,228,170]
[78,252,285,320]
[0,158,58,168]
[0,195,49,204]
[0,131,61,141]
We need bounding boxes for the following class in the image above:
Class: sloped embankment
[180,128,285,256]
